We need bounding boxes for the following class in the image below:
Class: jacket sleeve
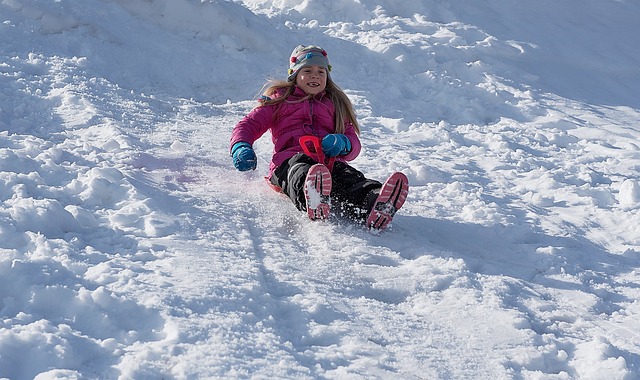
[341,121,361,161]
[229,105,273,153]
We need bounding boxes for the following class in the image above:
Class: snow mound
[619,179,640,207]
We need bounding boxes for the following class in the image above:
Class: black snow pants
[270,153,382,222]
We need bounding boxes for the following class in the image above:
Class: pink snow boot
[304,164,332,221]
[366,172,409,230]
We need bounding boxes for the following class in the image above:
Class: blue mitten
[321,134,352,157]
[231,142,257,171]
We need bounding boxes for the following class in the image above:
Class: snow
[1,0,640,378]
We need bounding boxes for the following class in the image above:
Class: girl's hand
[321,134,351,157]
[231,142,257,171]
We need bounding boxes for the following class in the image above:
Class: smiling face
[295,65,328,96]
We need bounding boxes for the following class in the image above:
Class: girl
[230,45,408,230]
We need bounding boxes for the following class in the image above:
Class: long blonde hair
[256,77,360,135]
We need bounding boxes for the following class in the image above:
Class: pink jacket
[230,86,361,177]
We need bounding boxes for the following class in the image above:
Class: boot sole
[366,172,409,230]
[304,164,332,221]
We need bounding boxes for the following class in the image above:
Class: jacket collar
[291,85,326,100]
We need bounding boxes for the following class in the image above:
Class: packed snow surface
[1,0,640,379]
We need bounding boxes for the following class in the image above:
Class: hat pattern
[287,45,331,82]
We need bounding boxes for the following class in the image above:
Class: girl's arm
[229,106,274,152]
[341,121,361,161]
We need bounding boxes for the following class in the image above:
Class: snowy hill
[1,0,640,379]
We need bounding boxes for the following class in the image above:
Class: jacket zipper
[309,99,318,136]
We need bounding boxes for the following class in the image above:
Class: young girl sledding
[230,45,408,230]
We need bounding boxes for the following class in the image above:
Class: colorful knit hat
[287,45,331,82]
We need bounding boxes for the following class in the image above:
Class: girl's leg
[270,153,319,211]
[330,161,382,222]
